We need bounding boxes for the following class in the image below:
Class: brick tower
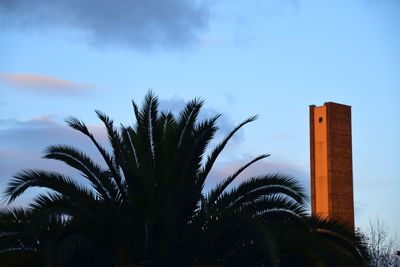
[309,102,354,228]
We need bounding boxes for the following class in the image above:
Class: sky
[0,0,399,235]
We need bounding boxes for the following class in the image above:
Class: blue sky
[0,0,399,234]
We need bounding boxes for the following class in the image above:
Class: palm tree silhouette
[0,92,369,266]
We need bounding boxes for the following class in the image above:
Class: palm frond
[65,116,124,198]
[0,208,40,264]
[198,115,258,185]
[95,110,127,200]
[4,170,96,205]
[206,154,270,207]
[308,217,370,265]
[215,174,307,210]
[29,192,77,219]
[200,212,279,266]
[51,233,119,267]
[43,145,117,201]
[179,115,220,188]
[176,98,204,149]
[243,195,308,218]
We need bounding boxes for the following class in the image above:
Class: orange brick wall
[310,102,354,228]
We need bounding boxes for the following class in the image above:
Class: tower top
[310,102,351,108]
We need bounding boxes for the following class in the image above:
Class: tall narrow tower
[309,102,354,228]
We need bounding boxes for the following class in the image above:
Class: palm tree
[0,92,369,266]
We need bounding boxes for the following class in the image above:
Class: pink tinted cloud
[0,73,97,93]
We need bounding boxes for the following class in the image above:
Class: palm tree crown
[0,92,369,266]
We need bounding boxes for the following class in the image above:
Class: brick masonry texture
[310,102,354,228]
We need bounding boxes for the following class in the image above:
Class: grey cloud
[0,117,107,178]
[0,117,107,152]
[0,0,210,49]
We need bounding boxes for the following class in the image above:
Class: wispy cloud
[0,73,97,94]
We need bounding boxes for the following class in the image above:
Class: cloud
[0,117,107,151]
[0,0,210,49]
[0,73,97,94]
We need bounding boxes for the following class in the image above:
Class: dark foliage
[0,92,370,266]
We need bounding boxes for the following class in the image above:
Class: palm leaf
[95,110,127,199]
[65,116,123,197]
[198,115,258,185]
[206,154,270,207]
[43,145,117,202]
[4,170,96,205]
